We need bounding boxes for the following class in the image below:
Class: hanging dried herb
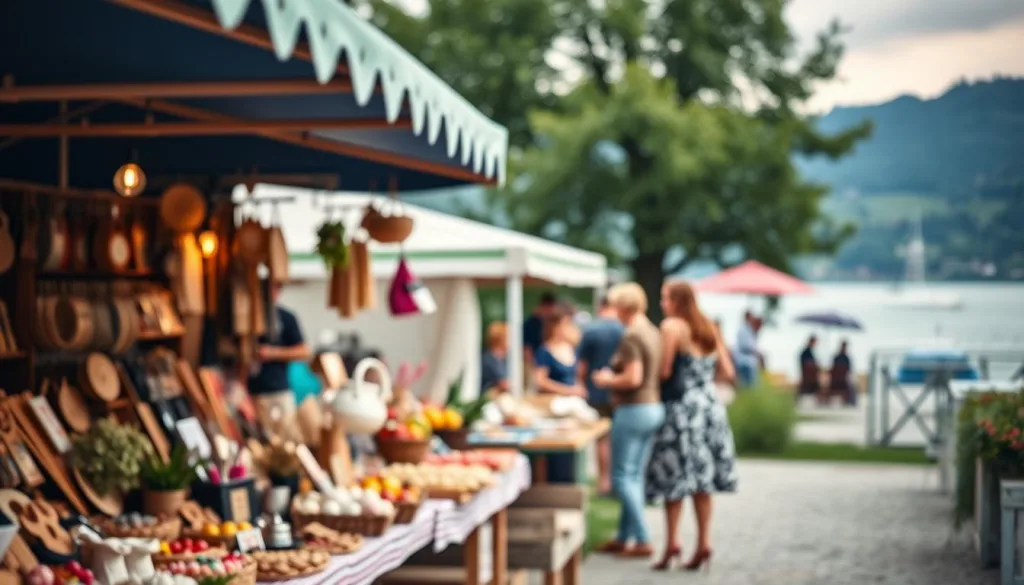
[316,220,350,269]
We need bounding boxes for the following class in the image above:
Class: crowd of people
[482,282,738,571]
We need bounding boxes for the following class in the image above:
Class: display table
[473,419,610,484]
[381,454,532,585]
[255,500,452,585]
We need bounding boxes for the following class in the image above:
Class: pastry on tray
[251,549,331,581]
[299,522,364,555]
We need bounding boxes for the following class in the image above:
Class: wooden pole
[0,79,357,102]
[0,118,411,138]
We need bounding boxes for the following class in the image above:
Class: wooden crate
[507,510,584,572]
[507,485,586,572]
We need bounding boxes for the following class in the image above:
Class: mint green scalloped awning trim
[210,0,508,184]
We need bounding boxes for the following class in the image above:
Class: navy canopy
[0,0,508,193]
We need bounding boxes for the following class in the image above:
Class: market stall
[254,188,607,400]
[0,0,521,583]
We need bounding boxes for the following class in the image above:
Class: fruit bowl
[374,436,430,464]
[435,429,470,450]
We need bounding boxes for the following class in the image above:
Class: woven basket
[375,436,430,464]
[152,547,228,565]
[394,498,422,525]
[95,516,182,541]
[180,529,237,551]
[363,214,413,244]
[435,429,470,450]
[290,508,394,537]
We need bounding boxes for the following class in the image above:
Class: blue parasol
[794,311,863,330]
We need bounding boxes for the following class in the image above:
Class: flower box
[1002,480,1024,585]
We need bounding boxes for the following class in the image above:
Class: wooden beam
[0,79,355,102]
[0,118,411,138]
[107,0,349,74]
[117,98,496,186]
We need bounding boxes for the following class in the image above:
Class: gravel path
[581,459,995,585]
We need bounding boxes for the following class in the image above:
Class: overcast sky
[389,0,1024,111]
[788,0,1024,110]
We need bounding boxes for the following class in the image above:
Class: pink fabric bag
[389,255,436,316]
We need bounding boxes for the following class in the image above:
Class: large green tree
[364,0,871,317]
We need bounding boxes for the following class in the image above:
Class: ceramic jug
[331,357,391,435]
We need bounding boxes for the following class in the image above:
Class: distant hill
[798,77,1024,196]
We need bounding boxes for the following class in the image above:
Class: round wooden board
[57,382,91,433]
[73,466,124,517]
[80,353,121,402]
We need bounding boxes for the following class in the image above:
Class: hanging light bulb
[113,162,147,197]
[198,230,219,258]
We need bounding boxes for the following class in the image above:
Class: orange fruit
[239,521,253,531]
[443,409,463,430]
[381,476,402,493]
[221,521,238,537]
[203,523,221,537]
[424,407,445,430]
[361,477,383,494]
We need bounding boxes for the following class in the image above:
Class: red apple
[194,540,209,552]
[395,425,413,440]
[170,541,185,554]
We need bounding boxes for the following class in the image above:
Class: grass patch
[742,441,931,465]
[585,492,620,553]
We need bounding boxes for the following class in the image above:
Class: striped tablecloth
[255,499,454,585]
[432,454,532,552]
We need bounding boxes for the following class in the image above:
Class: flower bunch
[967,390,1024,471]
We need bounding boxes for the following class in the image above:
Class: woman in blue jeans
[592,282,666,558]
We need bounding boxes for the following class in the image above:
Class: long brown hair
[664,280,717,354]
[542,303,573,342]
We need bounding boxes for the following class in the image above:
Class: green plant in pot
[140,443,200,517]
[71,418,153,497]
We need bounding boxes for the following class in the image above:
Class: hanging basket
[363,212,413,244]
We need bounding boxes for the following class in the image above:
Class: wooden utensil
[9,498,75,556]
[0,403,43,489]
[94,204,132,273]
[41,200,69,271]
[0,210,14,275]
[71,466,124,517]
[350,240,374,310]
[54,378,90,434]
[79,353,121,402]
[160,183,207,233]
[267,203,289,284]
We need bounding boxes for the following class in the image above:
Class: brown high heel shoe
[619,543,653,558]
[652,546,682,571]
[594,540,626,554]
[683,548,713,572]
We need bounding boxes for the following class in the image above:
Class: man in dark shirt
[576,297,623,494]
[522,292,558,367]
[830,340,856,406]
[798,335,821,402]
[249,282,311,440]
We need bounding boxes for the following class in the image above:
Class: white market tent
[244,185,608,401]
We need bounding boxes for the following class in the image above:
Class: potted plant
[139,443,200,516]
[71,419,152,497]
[955,390,1024,566]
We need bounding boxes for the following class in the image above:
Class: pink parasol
[694,260,814,296]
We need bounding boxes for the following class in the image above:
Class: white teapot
[331,358,391,435]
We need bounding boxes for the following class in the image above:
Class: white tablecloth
[433,454,532,552]
[255,499,453,585]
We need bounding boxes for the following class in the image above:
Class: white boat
[884,213,962,310]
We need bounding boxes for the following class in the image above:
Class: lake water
[699,282,1024,379]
